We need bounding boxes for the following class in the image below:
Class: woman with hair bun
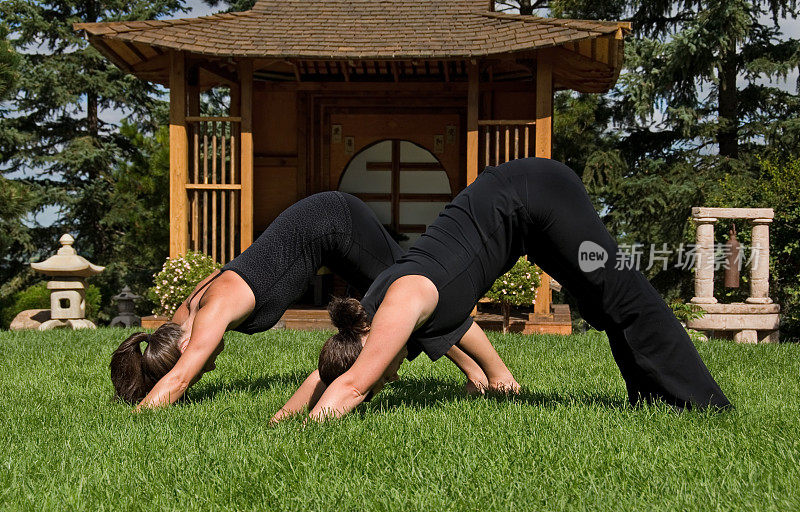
[110,191,518,410]
[308,158,732,421]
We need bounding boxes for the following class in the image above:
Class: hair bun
[327,297,369,335]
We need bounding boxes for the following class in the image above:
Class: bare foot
[488,377,521,396]
[465,379,487,396]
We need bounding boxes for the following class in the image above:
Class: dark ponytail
[110,323,183,404]
[318,297,370,385]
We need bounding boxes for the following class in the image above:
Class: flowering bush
[485,258,541,333]
[148,251,221,317]
[485,257,541,306]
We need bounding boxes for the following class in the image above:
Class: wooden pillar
[535,55,552,158]
[187,71,200,253]
[466,61,479,185]
[534,54,553,316]
[239,59,254,251]
[169,50,189,258]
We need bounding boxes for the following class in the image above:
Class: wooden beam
[238,59,254,251]
[186,184,243,190]
[535,56,552,159]
[197,62,236,86]
[391,140,401,232]
[186,116,243,122]
[187,76,200,252]
[131,53,170,74]
[466,61,479,185]
[534,53,553,316]
[169,50,189,258]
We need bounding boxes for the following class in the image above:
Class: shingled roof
[75,0,627,60]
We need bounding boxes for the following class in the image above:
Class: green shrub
[668,300,706,324]
[709,154,800,341]
[485,258,541,333]
[148,251,221,317]
[485,257,541,307]
[1,281,102,328]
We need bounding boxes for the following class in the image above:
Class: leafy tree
[548,0,800,311]
[93,117,172,320]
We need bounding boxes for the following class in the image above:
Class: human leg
[511,158,730,409]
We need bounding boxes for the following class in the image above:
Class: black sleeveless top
[221,191,471,359]
[360,165,526,360]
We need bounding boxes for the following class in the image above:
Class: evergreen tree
[0,0,184,316]
[201,0,256,13]
[97,116,171,319]
[0,0,183,263]
[0,26,18,99]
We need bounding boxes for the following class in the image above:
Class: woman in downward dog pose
[309,158,732,421]
[110,191,518,410]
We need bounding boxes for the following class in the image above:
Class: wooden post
[466,61,479,185]
[169,50,189,258]
[535,55,552,159]
[534,54,553,316]
[239,59,254,251]
[187,75,200,252]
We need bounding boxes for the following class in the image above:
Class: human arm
[308,275,439,421]
[136,302,230,409]
[270,369,327,424]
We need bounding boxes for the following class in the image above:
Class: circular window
[338,140,451,249]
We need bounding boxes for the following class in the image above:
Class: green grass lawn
[0,328,798,511]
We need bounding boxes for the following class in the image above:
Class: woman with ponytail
[308,158,732,422]
[110,191,518,409]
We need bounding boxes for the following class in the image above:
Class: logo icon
[578,241,608,272]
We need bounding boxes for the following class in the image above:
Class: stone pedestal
[687,303,780,344]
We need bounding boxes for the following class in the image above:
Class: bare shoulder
[385,275,439,325]
[201,271,256,323]
[388,274,437,297]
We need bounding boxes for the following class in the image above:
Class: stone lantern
[31,234,104,330]
[110,286,141,328]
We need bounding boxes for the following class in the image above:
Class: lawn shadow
[365,377,629,412]
[185,372,628,411]
[185,370,312,403]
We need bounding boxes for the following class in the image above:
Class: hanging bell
[724,222,741,288]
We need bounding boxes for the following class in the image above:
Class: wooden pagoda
[76,0,630,322]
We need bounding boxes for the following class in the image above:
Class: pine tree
[0,24,43,298]
[0,0,183,264]
[201,0,256,12]
[0,0,184,315]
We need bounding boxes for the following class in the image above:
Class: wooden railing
[187,116,241,263]
[478,120,536,167]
